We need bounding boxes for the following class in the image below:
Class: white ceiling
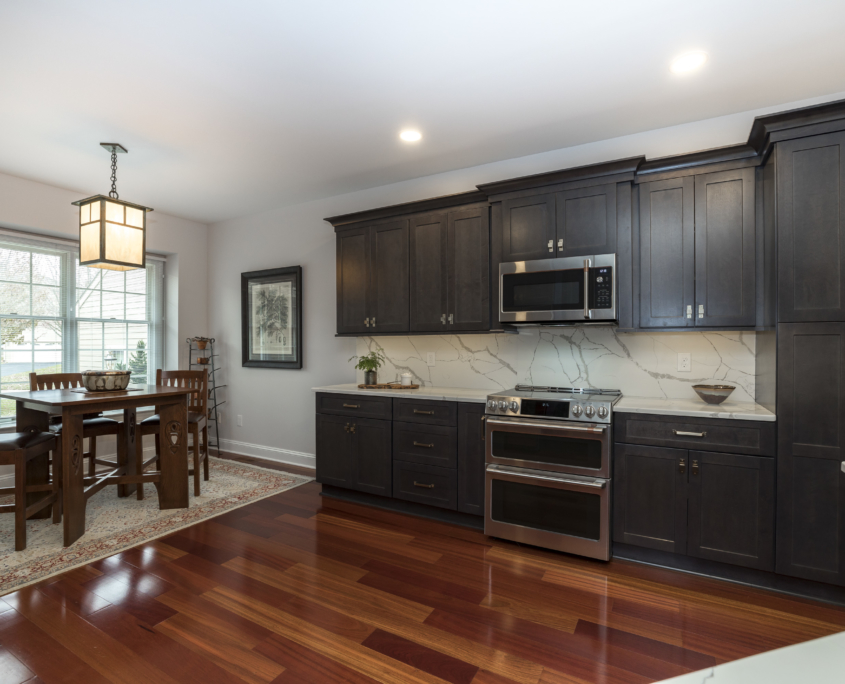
[1,0,844,224]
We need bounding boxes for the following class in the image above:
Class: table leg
[117,408,137,498]
[157,398,188,509]
[61,411,86,546]
[16,403,51,520]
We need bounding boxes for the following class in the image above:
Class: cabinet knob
[679,458,686,474]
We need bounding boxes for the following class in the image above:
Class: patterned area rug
[0,456,312,596]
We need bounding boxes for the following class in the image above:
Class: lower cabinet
[316,413,391,497]
[316,392,485,517]
[614,440,775,572]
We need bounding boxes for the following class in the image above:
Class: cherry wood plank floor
[2,454,845,684]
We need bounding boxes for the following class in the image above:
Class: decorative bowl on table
[80,370,132,392]
[692,384,735,405]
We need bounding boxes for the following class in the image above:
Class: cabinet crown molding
[748,97,845,155]
[477,156,645,197]
[635,144,759,181]
[325,190,487,230]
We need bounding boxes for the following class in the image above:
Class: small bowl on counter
[80,370,132,392]
[692,384,735,405]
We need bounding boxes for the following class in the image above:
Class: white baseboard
[0,446,158,488]
[217,438,315,469]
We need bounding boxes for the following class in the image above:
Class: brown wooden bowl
[692,384,735,405]
[80,370,132,392]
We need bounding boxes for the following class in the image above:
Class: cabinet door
[694,168,756,327]
[336,227,371,334]
[409,212,448,332]
[777,323,845,585]
[555,183,617,258]
[500,194,556,262]
[370,219,410,333]
[613,443,688,553]
[777,132,845,323]
[638,177,695,328]
[687,451,774,571]
[457,404,486,516]
[448,206,490,331]
[316,413,354,488]
[353,417,392,497]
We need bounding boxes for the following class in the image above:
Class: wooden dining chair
[136,369,209,499]
[30,373,124,477]
[0,430,61,550]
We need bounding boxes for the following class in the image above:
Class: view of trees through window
[0,244,161,419]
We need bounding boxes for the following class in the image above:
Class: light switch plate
[677,353,691,372]
[426,352,436,367]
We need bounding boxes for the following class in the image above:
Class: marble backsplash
[356,327,757,402]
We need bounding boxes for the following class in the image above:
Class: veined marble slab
[357,327,758,402]
[616,396,775,422]
[312,383,490,403]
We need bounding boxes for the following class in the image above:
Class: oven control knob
[584,405,595,418]
[498,400,507,410]
[487,400,496,409]
[571,404,583,417]
[597,406,608,419]
[509,401,519,412]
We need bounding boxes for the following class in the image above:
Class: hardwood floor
[2,456,844,684]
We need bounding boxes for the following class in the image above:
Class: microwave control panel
[592,267,613,309]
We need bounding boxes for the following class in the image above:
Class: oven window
[502,271,583,312]
[491,431,602,470]
[491,479,601,540]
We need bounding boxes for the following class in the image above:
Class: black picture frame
[241,266,303,369]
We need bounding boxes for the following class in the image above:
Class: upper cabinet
[637,161,757,329]
[328,192,490,336]
[499,193,556,261]
[775,131,845,323]
[556,183,618,258]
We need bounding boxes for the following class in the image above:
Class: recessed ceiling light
[670,51,708,74]
[400,130,422,142]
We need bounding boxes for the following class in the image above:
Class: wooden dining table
[0,384,194,547]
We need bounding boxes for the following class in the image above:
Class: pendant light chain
[109,149,119,199]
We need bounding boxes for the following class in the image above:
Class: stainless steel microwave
[499,254,616,324]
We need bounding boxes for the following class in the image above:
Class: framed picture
[241,266,302,369]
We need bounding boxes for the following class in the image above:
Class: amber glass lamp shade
[72,194,151,271]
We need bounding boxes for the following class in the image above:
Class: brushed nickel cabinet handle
[692,459,699,476]
[679,458,686,474]
[343,403,359,409]
[413,409,435,415]
[414,481,435,489]
[413,441,434,448]
[673,430,707,437]
[698,304,704,319]
[371,317,376,327]
[364,317,369,327]
[448,313,453,324]
[547,239,553,252]
[686,305,692,319]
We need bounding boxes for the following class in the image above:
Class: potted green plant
[350,350,386,385]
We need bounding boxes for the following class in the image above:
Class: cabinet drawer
[393,398,457,426]
[393,422,457,468]
[316,393,392,420]
[392,462,457,510]
[614,413,775,457]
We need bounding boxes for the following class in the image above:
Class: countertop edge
[615,404,776,422]
[312,385,489,403]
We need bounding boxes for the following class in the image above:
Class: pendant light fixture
[72,143,152,271]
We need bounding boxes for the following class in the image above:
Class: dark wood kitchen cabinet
[614,414,776,572]
[776,131,845,323]
[336,219,409,335]
[638,168,756,328]
[316,400,392,497]
[776,323,845,586]
[410,205,489,332]
[499,193,556,262]
[457,403,486,515]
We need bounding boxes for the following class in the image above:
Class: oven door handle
[485,417,607,434]
[487,464,606,489]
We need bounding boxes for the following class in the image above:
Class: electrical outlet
[426,352,435,367]
[237,414,243,427]
[677,353,691,372]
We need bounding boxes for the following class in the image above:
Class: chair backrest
[156,369,208,416]
[30,372,84,391]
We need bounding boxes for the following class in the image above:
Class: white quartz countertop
[312,383,490,403]
[616,396,776,422]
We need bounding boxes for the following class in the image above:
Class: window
[0,235,164,421]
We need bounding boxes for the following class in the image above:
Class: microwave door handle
[583,258,592,320]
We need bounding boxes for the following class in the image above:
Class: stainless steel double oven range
[484,385,621,561]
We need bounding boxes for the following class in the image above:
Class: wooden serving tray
[357,383,420,390]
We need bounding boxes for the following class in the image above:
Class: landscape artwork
[241,265,302,369]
